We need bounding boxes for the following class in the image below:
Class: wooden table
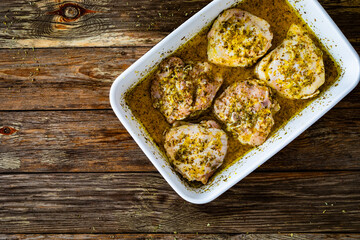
[0,0,359,239]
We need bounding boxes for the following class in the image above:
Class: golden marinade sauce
[126,0,340,184]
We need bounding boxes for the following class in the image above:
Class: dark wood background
[0,0,359,239]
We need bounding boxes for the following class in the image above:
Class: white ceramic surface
[110,0,360,204]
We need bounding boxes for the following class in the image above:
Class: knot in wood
[47,3,97,22]
[63,6,79,19]
[0,126,17,135]
[3,127,10,134]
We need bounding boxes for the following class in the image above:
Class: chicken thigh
[214,80,280,146]
[255,24,325,99]
[207,9,273,67]
[164,120,228,184]
[151,57,223,124]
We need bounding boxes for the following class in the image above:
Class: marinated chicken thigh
[214,80,280,146]
[151,57,223,124]
[255,24,325,99]
[208,9,273,67]
[164,120,228,184]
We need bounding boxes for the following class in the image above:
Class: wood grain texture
[0,47,149,110]
[0,0,358,48]
[0,47,359,111]
[1,108,359,172]
[0,110,153,172]
[0,0,359,237]
[0,172,359,233]
[0,0,209,48]
[1,234,360,240]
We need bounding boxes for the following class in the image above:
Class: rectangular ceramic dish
[110,0,360,204]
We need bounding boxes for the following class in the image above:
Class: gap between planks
[1,233,360,240]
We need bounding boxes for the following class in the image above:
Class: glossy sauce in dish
[126,0,340,186]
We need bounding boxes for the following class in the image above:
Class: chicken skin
[214,80,280,146]
[151,57,223,124]
[207,9,273,67]
[164,120,228,184]
[255,24,325,99]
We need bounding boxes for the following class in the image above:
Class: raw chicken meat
[255,24,325,99]
[151,57,223,123]
[207,9,273,67]
[164,120,228,184]
[214,80,280,146]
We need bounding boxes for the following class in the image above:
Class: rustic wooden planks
[0,110,153,172]
[0,47,149,110]
[0,47,359,111]
[0,0,209,48]
[0,109,359,172]
[0,1,358,110]
[0,0,359,238]
[0,0,359,48]
[0,172,359,233]
[1,234,360,240]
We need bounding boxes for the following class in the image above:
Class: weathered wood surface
[1,234,360,240]
[0,0,359,238]
[0,0,359,48]
[1,108,359,172]
[0,172,359,233]
[0,47,359,111]
[0,110,154,172]
[0,1,359,110]
[0,0,209,48]
[0,47,149,110]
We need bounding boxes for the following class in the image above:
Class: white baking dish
[110,0,360,204]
